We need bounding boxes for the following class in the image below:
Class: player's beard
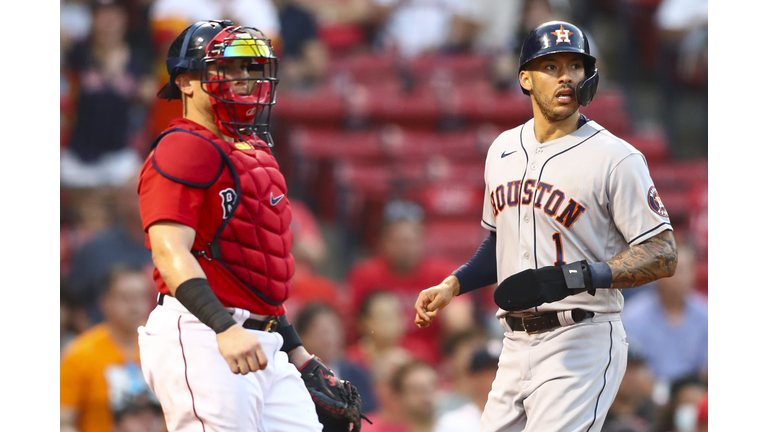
[531,85,580,123]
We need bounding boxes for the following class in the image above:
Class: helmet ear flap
[576,67,599,107]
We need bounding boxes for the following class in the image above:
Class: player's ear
[519,70,533,94]
[176,73,195,97]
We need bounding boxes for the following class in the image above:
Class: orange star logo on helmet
[551,25,573,45]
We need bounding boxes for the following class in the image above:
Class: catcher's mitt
[300,356,369,432]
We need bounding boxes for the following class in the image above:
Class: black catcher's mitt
[300,356,369,432]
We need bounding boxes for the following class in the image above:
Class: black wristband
[276,315,303,353]
[174,278,237,334]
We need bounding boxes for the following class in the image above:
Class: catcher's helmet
[158,20,279,145]
[518,21,598,107]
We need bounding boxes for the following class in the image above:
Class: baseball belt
[505,309,594,334]
[157,293,281,332]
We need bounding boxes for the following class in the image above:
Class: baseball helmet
[158,20,279,145]
[518,21,598,107]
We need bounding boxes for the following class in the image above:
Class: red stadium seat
[325,53,399,86]
[619,128,670,164]
[580,89,632,136]
[649,158,708,191]
[423,219,487,263]
[289,127,382,161]
[406,53,490,87]
[452,82,533,129]
[273,85,345,126]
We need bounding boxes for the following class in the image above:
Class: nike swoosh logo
[270,193,285,206]
[501,150,517,158]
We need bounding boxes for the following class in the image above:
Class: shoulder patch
[647,186,669,217]
[152,130,225,187]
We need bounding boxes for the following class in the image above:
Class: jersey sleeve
[607,153,673,246]
[138,130,224,232]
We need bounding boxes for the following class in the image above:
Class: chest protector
[150,127,294,306]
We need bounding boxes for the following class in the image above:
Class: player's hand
[414,275,460,329]
[216,325,268,374]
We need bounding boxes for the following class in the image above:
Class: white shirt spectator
[150,0,281,39]
[655,0,707,31]
[433,402,482,432]
[373,0,473,57]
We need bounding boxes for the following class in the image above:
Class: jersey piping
[586,321,615,432]
[529,127,603,268]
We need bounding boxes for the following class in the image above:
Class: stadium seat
[580,89,632,136]
[649,158,708,191]
[405,53,490,87]
[423,219,487,263]
[452,82,533,129]
[619,127,670,164]
[289,127,382,161]
[325,53,399,86]
[273,85,346,127]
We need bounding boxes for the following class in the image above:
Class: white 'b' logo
[219,188,237,219]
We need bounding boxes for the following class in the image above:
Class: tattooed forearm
[605,230,678,288]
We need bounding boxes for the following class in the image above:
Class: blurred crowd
[59,0,708,431]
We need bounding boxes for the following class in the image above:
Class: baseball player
[136,20,363,432]
[413,21,678,432]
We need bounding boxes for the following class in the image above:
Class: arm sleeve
[452,232,497,295]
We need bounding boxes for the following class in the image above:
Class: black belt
[505,309,594,334]
[158,293,281,332]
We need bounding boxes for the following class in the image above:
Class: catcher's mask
[518,21,598,107]
[158,20,279,146]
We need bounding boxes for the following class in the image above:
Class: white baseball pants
[480,313,628,432]
[137,296,323,432]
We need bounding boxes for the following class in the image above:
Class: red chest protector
[150,121,294,307]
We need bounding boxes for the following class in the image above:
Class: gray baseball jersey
[481,118,673,316]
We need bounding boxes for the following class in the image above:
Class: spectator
[621,239,708,385]
[346,200,466,366]
[435,327,489,417]
[654,374,707,432]
[294,301,377,414]
[603,346,657,432]
[364,349,413,432]
[149,0,280,40]
[61,0,156,190]
[654,0,708,158]
[347,290,413,371]
[112,393,165,432]
[66,170,153,328]
[297,0,376,57]
[60,264,156,432]
[434,340,502,432]
[390,360,440,432]
[368,0,477,58]
[60,278,82,353]
[273,0,329,90]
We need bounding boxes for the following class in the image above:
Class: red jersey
[138,118,294,316]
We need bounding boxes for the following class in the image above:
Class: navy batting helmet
[518,21,599,107]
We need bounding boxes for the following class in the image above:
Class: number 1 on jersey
[552,232,565,266]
